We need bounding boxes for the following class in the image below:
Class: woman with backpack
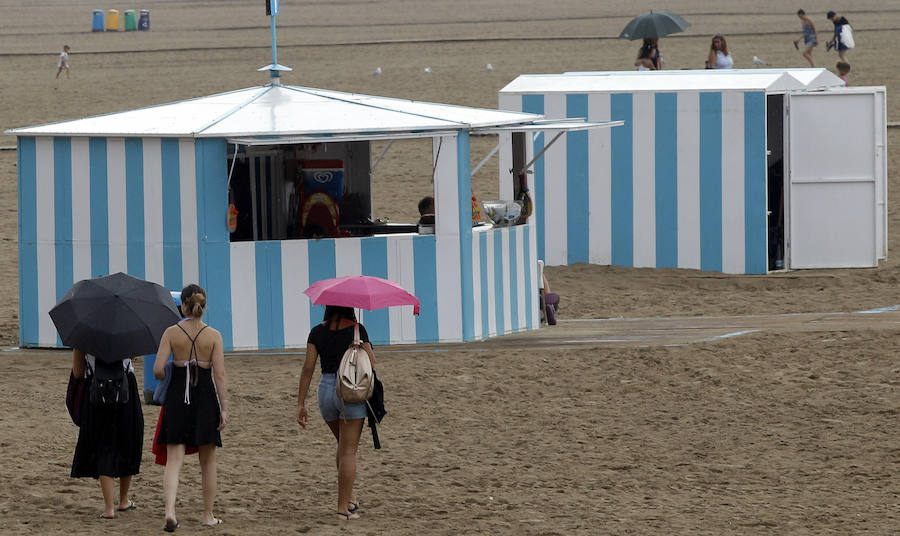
[153,284,229,532]
[296,305,376,520]
[70,349,144,519]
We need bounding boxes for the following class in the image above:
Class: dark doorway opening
[766,94,785,271]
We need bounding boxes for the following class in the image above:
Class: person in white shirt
[56,45,70,79]
[708,34,734,69]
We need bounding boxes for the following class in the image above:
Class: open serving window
[227,141,374,241]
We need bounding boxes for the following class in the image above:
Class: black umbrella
[49,272,180,363]
[619,10,690,40]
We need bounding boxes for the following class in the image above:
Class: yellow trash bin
[106,9,119,31]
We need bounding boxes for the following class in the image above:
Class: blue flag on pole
[266,0,279,16]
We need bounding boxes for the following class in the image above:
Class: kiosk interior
[228,141,382,242]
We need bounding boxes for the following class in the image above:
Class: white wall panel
[721,92,746,274]
[107,138,128,274]
[281,240,310,348]
[677,91,701,269]
[588,92,612,265]
[143,138,164,285]
[70,137,92,282]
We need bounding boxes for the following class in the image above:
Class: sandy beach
[0,0,898,533]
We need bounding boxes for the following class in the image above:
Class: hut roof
[7,84,541,139]
[500,69,842,94]
[557,68,844,90]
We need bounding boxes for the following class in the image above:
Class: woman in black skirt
[154,284,229,532]
[70,348,143,519]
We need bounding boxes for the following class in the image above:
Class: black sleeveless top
[307,323,370,374]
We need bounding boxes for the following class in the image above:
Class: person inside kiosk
[227,135,529,243]
[227,141,418,242]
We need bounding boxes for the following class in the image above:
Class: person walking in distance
[826,11,853,63]
[793,10,818,67]
[56,45,70,79]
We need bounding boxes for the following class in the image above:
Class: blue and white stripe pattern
[19,136,203,348]
[502,90,768,274]
[17,134,539,350]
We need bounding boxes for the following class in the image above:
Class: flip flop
[336,511,360,520]
[348,501,360,514]
[117,499,137,512]
[98,513,116,519]
[202,518,224,527]
[164,520,179,532]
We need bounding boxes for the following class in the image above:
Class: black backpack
[89,359,129,406]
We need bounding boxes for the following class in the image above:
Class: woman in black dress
[70,349,143,518]
[154,284,229,531]
[296,306,376,520]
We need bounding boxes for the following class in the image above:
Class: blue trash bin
[91,9,104,32]
[138,9,150,31]
[142,291,182,404]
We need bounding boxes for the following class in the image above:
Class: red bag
[152,406,198,465]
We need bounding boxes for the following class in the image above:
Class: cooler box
[142,291,182,405]
[91,9,104,32]
[124,9,136,31]
[106,9,119,31]
[138,9,150,30]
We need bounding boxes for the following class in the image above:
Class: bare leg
[802,46,815,67]
[56,67,62,79]
[336,418,365,519]
[838,50,848,62]
[327,420,341,470]
[163,444,185,527]
[118,475,133,509]
[198,445,219,525]
[327,420,359,514]
[99,476,117,517]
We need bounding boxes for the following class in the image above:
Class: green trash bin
[124,9,136,31]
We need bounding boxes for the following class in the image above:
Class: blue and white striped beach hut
[9,84,616,350]
[499,69,887,274]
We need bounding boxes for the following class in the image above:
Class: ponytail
[180,284,207,318]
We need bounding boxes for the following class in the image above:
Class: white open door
[786,89,885,268]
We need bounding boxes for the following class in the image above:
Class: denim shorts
[318,373,368,421]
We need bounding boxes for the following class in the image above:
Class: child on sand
[56,45,70,79]
[836,62,850,86]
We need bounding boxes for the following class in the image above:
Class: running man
[56,45,70,79]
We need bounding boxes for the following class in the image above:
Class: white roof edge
[472,119,624,134]
[227,130,463,145]
[500,71,811,93]
[8,83,543,138]
[6,85,266,136]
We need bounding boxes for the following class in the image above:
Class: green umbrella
[619,10,690,40]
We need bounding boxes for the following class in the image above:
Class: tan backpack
[337,323,375,406]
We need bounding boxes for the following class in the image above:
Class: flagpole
[258,0,292,84]
[269,12,279,83]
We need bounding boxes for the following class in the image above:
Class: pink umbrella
[303,275,420,315]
